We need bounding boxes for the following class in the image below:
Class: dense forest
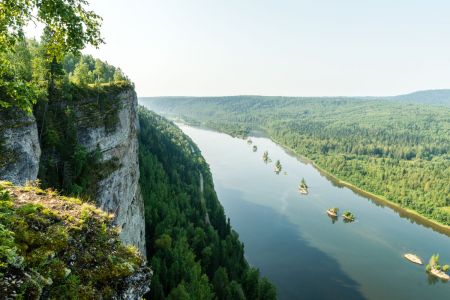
[142,95,450,226]
[138,107,276,299]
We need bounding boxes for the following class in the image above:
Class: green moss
[0,181,145,299]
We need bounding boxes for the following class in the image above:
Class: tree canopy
[0,0,103,112]
[138,108,277,300]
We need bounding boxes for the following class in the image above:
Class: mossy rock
[0,181,149,299]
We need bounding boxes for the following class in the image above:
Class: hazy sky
[27,0,450,97]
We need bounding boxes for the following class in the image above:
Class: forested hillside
[142,95,450,226]
[138,107,276,300]
[389,89,450,105]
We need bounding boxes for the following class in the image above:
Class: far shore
[269,136,450,237]
[170,117,450,236]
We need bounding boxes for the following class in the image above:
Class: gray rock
[117,265,152,300]
[75,88,146,257]
[0,109,41,185]
[0,88,150,298]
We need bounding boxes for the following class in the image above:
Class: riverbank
[269,136,450,236]
[169,117,450,235]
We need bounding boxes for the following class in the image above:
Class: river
[176,123,449,299]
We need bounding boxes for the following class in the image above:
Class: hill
[138,108,276,300]
[389,89,450,105]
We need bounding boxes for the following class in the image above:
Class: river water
[177,124,450,299]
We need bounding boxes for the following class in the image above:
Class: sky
[26,0,450,97]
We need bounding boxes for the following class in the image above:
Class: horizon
[138,88,450,98]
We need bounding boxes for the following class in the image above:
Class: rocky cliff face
[0,109,41,185]
[0,88,146,256]
[74,88,146,257]
[0,87,149,298]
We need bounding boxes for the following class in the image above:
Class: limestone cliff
[74,87,146,256]
[1,87,146,257]
[0,86,149,298]
[0,109,41,185]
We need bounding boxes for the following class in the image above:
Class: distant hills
[387,89,450,105]
[140,89,450,106]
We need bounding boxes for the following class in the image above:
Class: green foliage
[329,208,339,214]
[342,211,355,221]
[429,254,440,268]
[145,95,450,225]
[68,55,130,86]
[27,41,132,199]
[0,0,103,112]
[442,265,449,273]
[0,182,144,299]
[275,160,282,171]
[0,0,103,58]
[138,107,277,300]
[300,178,308,189]
[0,37,132,199]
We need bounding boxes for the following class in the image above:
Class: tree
[0,0,103,59]
[259,277,277,300]
[167,284,190,300]
[70,58,93,86]
[429,254,439,268]
[263,151,269,162]
[94,59,107,82]
[212,267,230,300]
[0,0,103,112]
[301,178,308,188]
[227,281,245,300]
[243,268,260,300]
[113,68,127,82]
[442,265,449,272]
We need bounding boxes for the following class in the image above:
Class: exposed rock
[74,88,146,256]
[0,109,41,185]
[118,265,152,300]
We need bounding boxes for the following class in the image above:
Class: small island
[426,254,450,281]
[342,211,355,222]
[253,145,257,152]
[274,160,282,173]
[263,151,269,163]
[326,207,339,217]
[299,178,308,194]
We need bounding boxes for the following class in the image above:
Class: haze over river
[177,124,450,300]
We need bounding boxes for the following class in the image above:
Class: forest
[143,95,450,226]
[138,107,276,299]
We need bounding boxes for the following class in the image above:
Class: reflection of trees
[427,274,439,285]
[328,215,338,224]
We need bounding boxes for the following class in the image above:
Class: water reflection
[327,215,338,224]
[167,122,450,300]
[223,188,366,299]
[294,154,450,237]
